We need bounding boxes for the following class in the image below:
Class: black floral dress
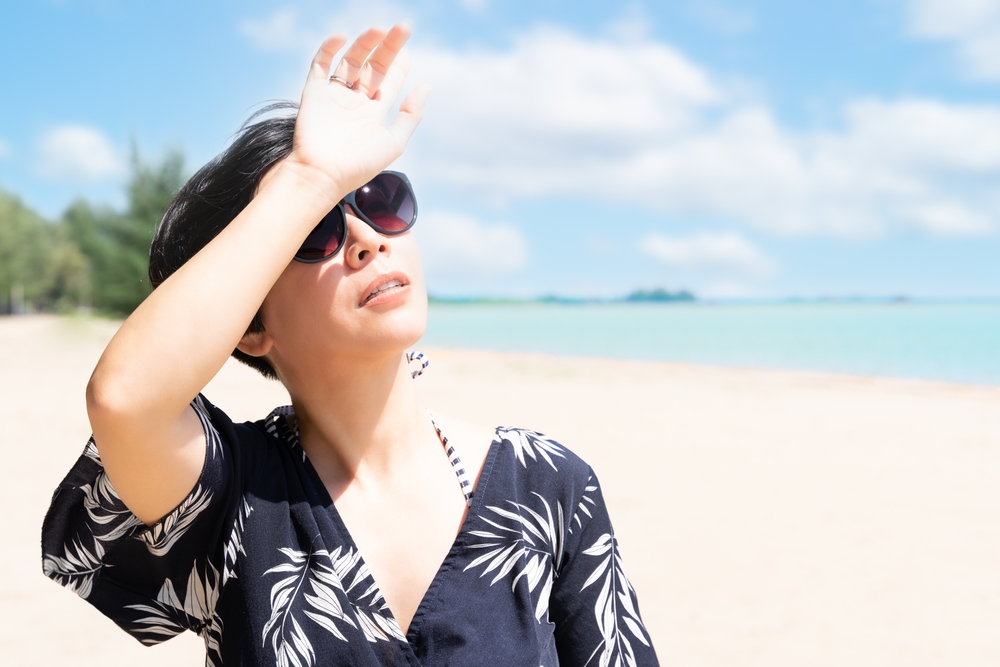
[41,395,658,666]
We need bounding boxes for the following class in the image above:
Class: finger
[331,27,387,86]
[306,34,348,84]
[372,50,412,110]
[353,23,411,97]
[387,84,430,153]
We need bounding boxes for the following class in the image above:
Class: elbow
[86,366,188,438]
[85,371,138,433]
[86,373,117,430]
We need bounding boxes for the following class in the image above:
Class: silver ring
[328,74,353,88]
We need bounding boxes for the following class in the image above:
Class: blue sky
[3,0,1000,298]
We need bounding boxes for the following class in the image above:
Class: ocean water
[420,302,1000,385]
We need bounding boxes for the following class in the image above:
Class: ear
[236,328,274,358]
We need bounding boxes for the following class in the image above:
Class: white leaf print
[42,535,105,599]
[81,472,144,542]
[354,607,407,643]
[124,560,225,667]
[139,484,214,556]
[580,554,611,591]
[160,558,222,620]
[83,438,101,463]
[43,454,143,600]
[465,493,565,622]
[262,545,400,665]
[570,475,598,535]
[325,548,404,640]
[502,428,567,471]
[302,572,350,640]
[123,603,187,645]
[580,532,651,667]
[275,615,313,667]
[222,497,253,585]
[582,533,612,557]
[193,395,225,459]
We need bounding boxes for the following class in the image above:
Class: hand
[285,25,430,198]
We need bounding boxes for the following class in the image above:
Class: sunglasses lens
[296,207,345,261]
[355,173,415,233]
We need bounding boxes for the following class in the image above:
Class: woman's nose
[343,208,387,268]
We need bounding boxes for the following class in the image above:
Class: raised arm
[86,25,429,524]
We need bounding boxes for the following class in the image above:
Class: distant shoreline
[428,295,1000,306]
[429,287,695,305]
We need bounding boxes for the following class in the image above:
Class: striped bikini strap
[428,411,474,508]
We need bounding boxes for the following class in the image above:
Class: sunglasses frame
[293,170,418,263]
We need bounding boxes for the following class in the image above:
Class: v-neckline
[267,409,504,647]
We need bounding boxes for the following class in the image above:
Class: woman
[41,26,658,667]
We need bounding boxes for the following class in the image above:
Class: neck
[283,351,430,498]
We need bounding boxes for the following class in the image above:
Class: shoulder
[489,426,594,500]
[494,426,593,477]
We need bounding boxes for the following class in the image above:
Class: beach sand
[2,315,997,666]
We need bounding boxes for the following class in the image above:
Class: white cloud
[906,0,1000,80]
[606,3,654,42]
[408,26,722,193]
[402,27,1000,238]
[456,0,489,13]
[687,0,756,35]
[641,232,777,276]
[239,2,412,55]
[239,8,310,52]
[417,212,527,274]
[896,202,993,234]
[0,138,10,159]
[35,125,122,181]
[246,16,1000,240]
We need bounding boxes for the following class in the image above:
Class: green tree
[0,190,59,313]
[62,149,184,314]
[61,199,119,311]
[47,226,91,311]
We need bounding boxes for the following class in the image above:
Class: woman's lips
[360,272,411,307]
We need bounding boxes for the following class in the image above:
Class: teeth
[368,279,403,300]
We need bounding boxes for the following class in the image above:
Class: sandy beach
[1,314,997,666]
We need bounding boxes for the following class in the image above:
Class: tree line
[0,151,184,316]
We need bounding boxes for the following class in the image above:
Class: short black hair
[149,102,299,380]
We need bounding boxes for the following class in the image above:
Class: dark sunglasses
[294,170,417,263]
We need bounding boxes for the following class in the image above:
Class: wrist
[269,157,348,211]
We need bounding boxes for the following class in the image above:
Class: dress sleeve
[549,467,660,667]
[41,395,234,646]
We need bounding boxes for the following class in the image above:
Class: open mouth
[362,274,410,305]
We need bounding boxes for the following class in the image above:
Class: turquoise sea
[421,302,1000,386]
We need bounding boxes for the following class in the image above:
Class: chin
[349,288,428,356]
[381,296,428,350]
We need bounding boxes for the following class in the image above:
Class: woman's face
[253,170,428,380]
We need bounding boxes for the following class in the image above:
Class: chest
[332,458,470,632]
[219,423,585,666]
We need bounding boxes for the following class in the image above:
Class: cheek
[399,234,426,286]
[262,262,351,341]
[399,250,430,342]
